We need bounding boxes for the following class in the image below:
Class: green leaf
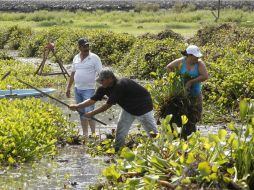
[227,133,236,144]
[120,147,135,162]
[181,115,188,125]
[227,167,235,175]
[218,129,227,140]
[240,99,248,120]
[198,162,211,176]
[181,177,191,184]
[150,72,157,78]
[143,175,159,183]
[126,178,140,187]
[212,164,219,172]
[151,155,169,168]
[227,122,237,132]
[102,165,121,180]
[209,173,218,180]
[106,148,115,154]
[209,134,220,144]
[186,152,195,164]
[8,156,16,164]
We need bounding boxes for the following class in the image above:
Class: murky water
[0,146,104,190]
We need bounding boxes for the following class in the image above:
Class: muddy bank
[0,0,253,12]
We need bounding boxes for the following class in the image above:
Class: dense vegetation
[0,58,77,166]
[0,59,65,89]
[86,99,254,189]
[0,9,254,35]
[0,98,77,165]
[0,11,254,188]
[1,23,254,123]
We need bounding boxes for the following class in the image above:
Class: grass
[0,9,253,37]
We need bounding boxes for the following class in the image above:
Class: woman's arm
[165,58,183,72]
[186,60,208,88]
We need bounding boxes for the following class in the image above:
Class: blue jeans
[74,88,95,120]
[115,110,158,151]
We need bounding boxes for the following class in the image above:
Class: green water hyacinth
[89,106,254,189]
[0,60,65,89]
[0,98,77,165]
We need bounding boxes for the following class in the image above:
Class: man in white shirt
[66,38,102,137]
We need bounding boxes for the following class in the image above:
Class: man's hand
[84,112,94,118]
[69,104,79,111]
[66,89,71,98]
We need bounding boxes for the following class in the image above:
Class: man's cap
[185,45,202,58]
[96,69,115,82]
[78,38,89,46]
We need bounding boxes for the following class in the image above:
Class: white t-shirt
[72,52,102,90]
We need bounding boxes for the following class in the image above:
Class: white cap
[186,45,202,58]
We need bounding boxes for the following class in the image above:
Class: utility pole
[211,0,221,22]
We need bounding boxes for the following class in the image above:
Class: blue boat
[0,88,56,98]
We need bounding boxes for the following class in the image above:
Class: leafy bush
[0,51,13,60]
[17,27,136,65]
[0,98,77,165]
[202,46,254,109]
[134,3,160,13]
[4,26,32,50]
[138,29,184,42]
[0,60,65,89]
[116,38,185,79]
[188,24,254,50]
[146,72,189,122]
[88,31,136,65]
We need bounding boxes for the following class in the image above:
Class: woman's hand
[186,80,193,89]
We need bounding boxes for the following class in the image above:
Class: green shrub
[18,27,136,65]
[0,59,65,89]
[146,72,189,124]
[138,29,184,42]
[203,46,254,109]
[116,38,185,79]
[134,3,160,13]
[0,51,13,60]
[0,98,77,165]
[5,26,32,50]
[0,26,31,49]
[188,23,254,49]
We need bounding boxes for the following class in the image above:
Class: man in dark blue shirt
[69,69,158,151]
